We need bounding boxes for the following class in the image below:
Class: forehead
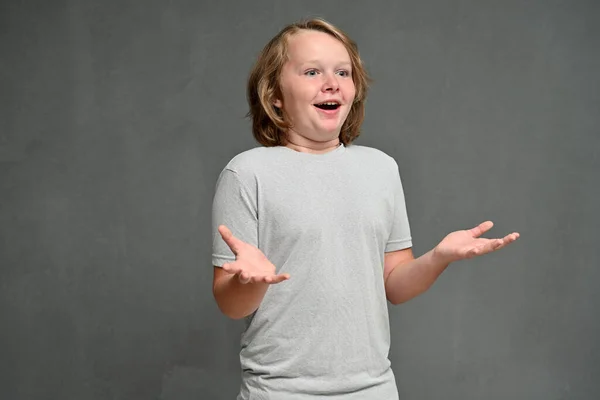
[285,30,350,63]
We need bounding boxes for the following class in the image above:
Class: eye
[336,69,351,77]
[304,69,319,76]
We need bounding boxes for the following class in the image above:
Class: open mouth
[314,102,341,111]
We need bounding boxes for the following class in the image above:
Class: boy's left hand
[433,221,520,264]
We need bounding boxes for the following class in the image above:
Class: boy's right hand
[218,225,290,285]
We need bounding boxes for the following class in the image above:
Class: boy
[211,18,519,400]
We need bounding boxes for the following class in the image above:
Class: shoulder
[346,144,399,169]
[224,147,270,172]
[219,146,286,185]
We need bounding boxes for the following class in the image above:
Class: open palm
[434,221,520,263]
[218,225,290,285]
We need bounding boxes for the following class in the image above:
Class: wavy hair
[246,18,371,146]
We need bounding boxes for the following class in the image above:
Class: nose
[321,72,339,92]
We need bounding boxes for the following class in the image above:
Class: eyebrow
[300,60,352,67]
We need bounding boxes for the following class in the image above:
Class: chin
[321,127,343,138]
[307,133,338,144]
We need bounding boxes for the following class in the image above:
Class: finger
[222,262,242,275]
[466,239,502,258]
[254,273,290,285]
[218,225,243,255]
[491,238,504,251]
[221,262,233,273]
[494,232,520,251]
[266,273,290,284]
[482,239,503,254]
[467,231,520,258]
[468,221,494,238]
[248,274,272,284]
[465,247,479,258]
[238,271,251,284]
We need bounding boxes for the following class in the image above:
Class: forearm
[384,248,450,305]
[213,272,269,319]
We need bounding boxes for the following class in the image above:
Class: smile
[314,102,341,111]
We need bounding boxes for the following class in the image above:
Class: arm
[384,248,447,305]
[384,221,520,305]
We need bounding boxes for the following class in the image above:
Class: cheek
[285,83,314,107]
[341,80,356,100]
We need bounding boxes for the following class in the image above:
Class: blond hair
[247,18,371,147]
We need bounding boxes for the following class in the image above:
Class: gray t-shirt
[212,143,412,399]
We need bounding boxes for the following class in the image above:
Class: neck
[285,135,341,154]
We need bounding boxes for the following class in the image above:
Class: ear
[273,98,282,108]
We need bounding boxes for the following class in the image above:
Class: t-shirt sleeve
[385,160,412,252]
[211,168,258,267]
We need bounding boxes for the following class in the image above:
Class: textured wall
[1,1,598,399]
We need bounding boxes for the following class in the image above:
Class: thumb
[468,220,494,238]
[218,225,242,255]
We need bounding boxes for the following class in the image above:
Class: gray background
[1,0,599,399]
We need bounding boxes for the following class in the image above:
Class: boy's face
[275,30,356,144]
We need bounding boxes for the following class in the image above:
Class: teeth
[318,102,339,105]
